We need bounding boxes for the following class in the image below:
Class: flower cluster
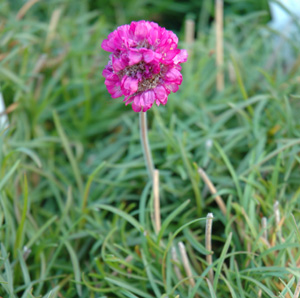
[101,20,188,112]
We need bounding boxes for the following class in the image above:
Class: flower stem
[139,111,154,179]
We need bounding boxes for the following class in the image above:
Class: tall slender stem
[139,111,154,179]
[216,0,224,91]
[153,169,161,234]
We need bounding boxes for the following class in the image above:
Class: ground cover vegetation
[1,0,300,297]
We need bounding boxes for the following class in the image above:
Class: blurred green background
[1,0,300,297]
[6,0,271,33]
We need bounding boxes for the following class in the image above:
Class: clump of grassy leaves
[1,1,300,297]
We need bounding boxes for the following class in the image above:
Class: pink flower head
[101,20,188,112]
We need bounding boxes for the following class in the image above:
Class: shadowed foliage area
[0,0,300,297]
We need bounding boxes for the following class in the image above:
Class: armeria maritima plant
[102,20,187,178]
[101,20,188,112]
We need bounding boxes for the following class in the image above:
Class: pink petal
[174,49,188,64]
[112,56,127,72]
[164,82,179,93]
[159,96,168,105]
[148,27,159,45]
[159,30,170,46]
[105,81,123,98]
[105,74,122,97]
[174,64,182,71]
[154,85,167,100]
[124,96,134,105]
[141,90,155,105]
[133,93,142,106]
[102,67,113,78]
[154,85,168,104]
[121,76,139,95]
[132,102,142,112]
[149,62,161,74]
[128,50,143,65]
[167,31,179,44]
[101,39,115,52]
[142,104,152,112]
[104,74,119,86]
[164,49,180,62]
[134,21,148,39]
[116,25,130,45]
[142,49,155,63]
[165,68,182,84]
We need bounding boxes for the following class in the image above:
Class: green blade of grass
[207,278,217,298]
[64,240,82,296]
[240,275,276,297]
[0,160,20,192]
[25,215,57,249]
[141,250,161,297]
[1,243,16,297]
[178,139,202,215]
[53,111,84,196]
[213,232,232,290]
[95,204,144,233]
[82,161,106,211]
[18,250,31,287]
[14,174,29,258]
[138,181,152,228]
[105,277,154,298]
[214,141,243,200]
[157,199,190,244]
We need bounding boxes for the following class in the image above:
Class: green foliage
[0,0,300,297]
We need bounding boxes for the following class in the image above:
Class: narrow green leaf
[15,147,42,168]
[213,232,232,290]
[0,160,20,192]
[14,174,29,258]
[0,67,28,92]
[207,278,217,298]
[1,243,15,297]
[141,250,161,297]
[25,216,57,249]
[95,204,144,232]
[64,241,82,296]
[240,275,277,297]
[106,277,153,298]
[139,181,152,228]
[157,199,190,243]
[18,250,31,287]
[82,161,106,211]
[53,111,83,196]
[214,141,243,199]
[178,140,202,215]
